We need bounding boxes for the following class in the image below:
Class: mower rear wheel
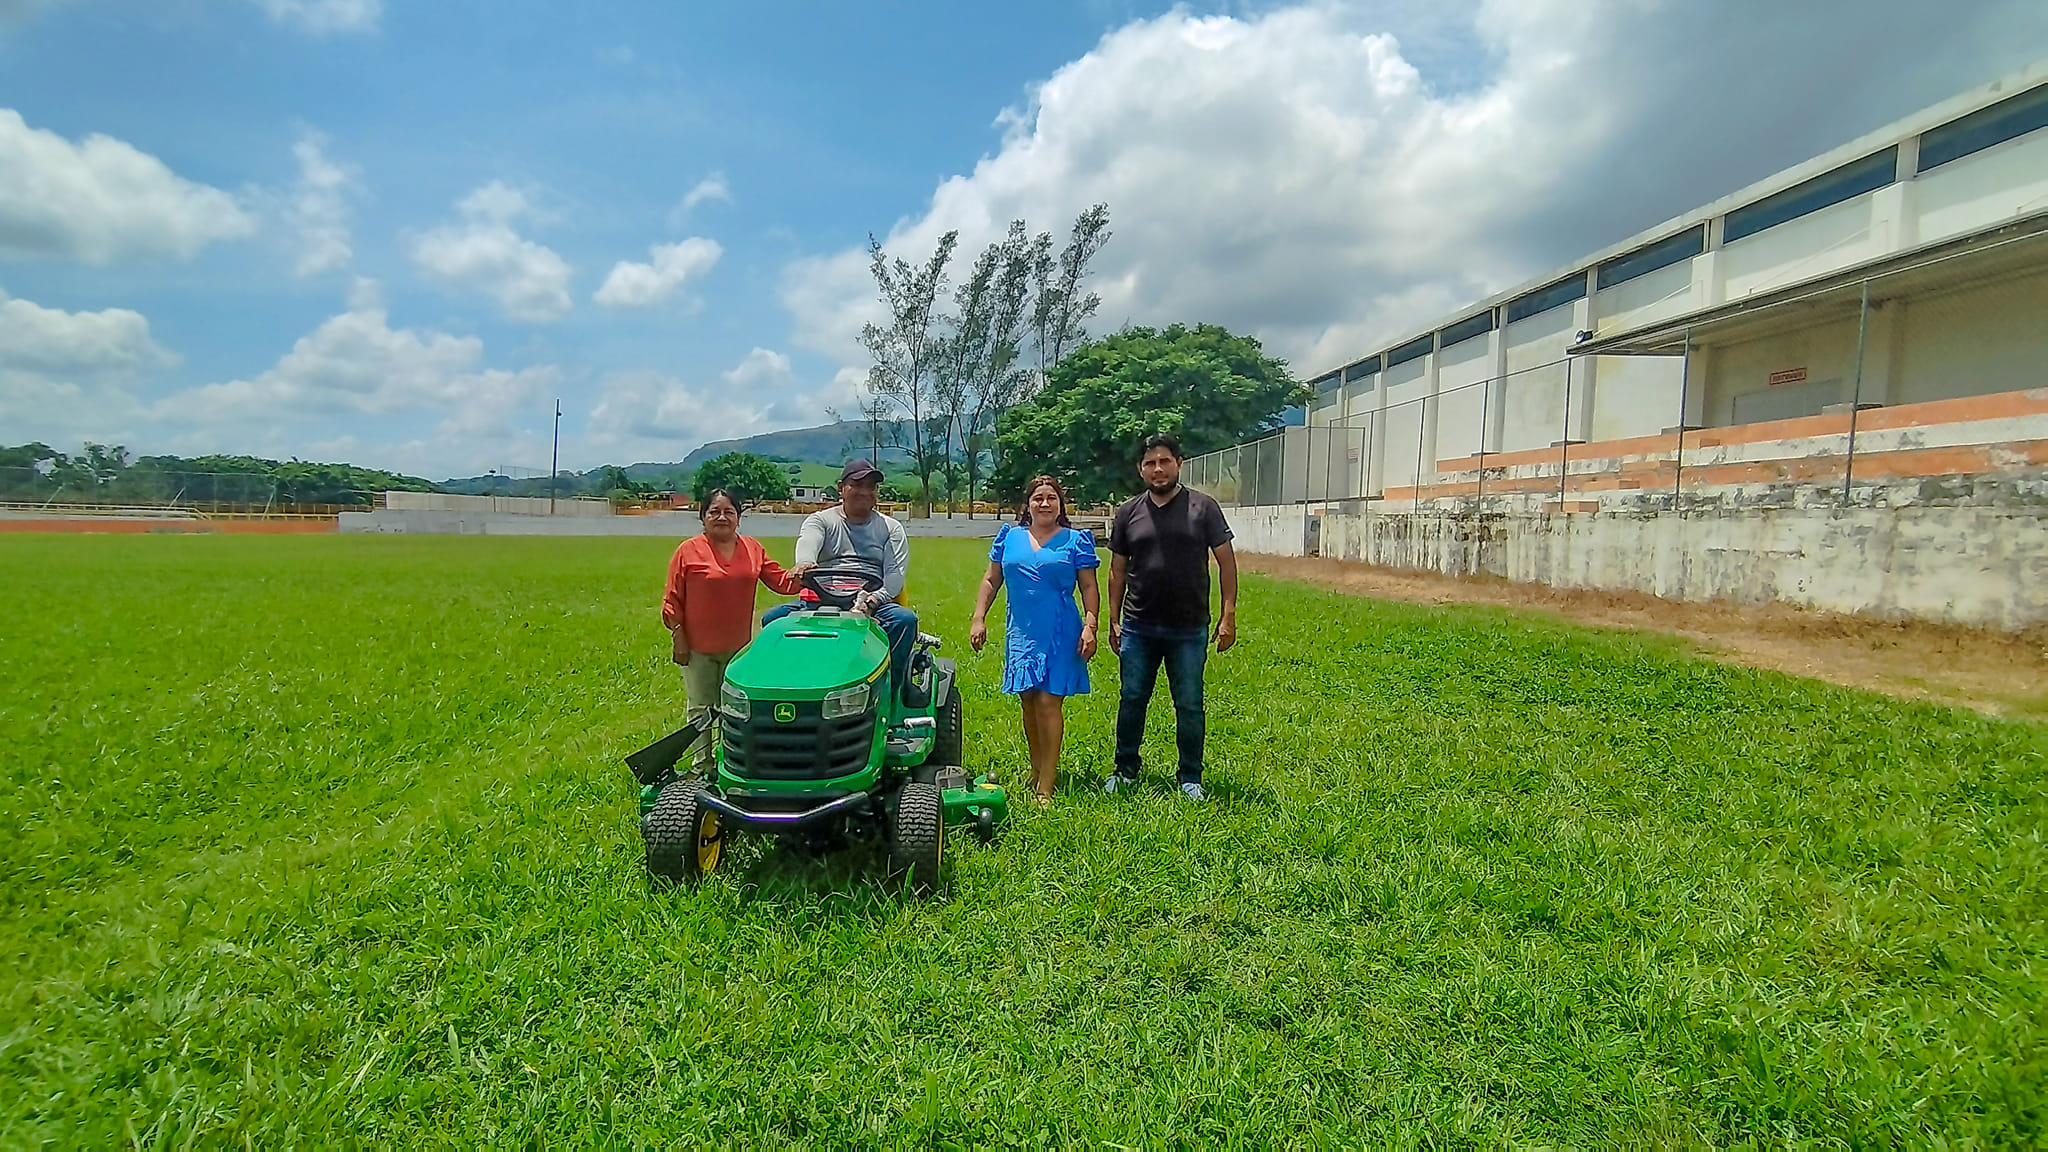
[645,783,724,885]
[931,683,963,768]
[890,782,945,896]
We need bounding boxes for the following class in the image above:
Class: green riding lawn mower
[626,559,1007,894]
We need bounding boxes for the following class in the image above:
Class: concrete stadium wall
[384,491,613,516]
[1222,495,2048,632]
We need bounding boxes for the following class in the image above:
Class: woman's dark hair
[1017,474,1073,528]
[698,488,741,520]
[1138,432,1184,461]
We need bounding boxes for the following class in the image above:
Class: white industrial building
[1193,60,2048,629]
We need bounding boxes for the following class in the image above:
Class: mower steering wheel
[800,558,884,609]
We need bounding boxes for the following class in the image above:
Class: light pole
[549,398,562,515]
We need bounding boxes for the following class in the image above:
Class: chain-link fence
[1188,235,2048,512]
[0,467,393,513]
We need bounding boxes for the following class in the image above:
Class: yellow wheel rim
[696,807,723,873]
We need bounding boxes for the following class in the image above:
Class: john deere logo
[774,703,796,723]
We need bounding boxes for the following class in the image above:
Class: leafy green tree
[597,465,669,501]
[691,452,792,505]
[992,323,1306,504]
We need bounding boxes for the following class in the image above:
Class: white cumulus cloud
[667,172,732,228]
[0,108,253,264]
[250,0,380,35]
[0,287,172,375]
[781,0,2048,379]
[0,286,174,446]
[288,132,355,276]
[410,182,574,323]
[585,347,819,461]
[594,237,722,309]
[586,368,771,452]
[167,279,556,423]
[721,346,794,393]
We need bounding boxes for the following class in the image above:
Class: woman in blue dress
[968,474,1100,804]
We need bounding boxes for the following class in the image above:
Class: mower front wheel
[645,784,725,885]
[890,782,945,896]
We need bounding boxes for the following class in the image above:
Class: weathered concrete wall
[1223,495,2048,631]
[384,491,613,516]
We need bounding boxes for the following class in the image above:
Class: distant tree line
[0,443,438,506]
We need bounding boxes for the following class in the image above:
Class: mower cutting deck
[626,558,1006,894]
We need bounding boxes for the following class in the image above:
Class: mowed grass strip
[1,534,2043,1145]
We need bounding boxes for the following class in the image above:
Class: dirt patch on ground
[1244,554,2048,719]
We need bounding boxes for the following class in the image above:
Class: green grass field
[3,535,2044,1145]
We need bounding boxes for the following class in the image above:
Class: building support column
[1419,341,1442,491]
[1569,273,1597,444]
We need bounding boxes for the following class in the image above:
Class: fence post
[1414,395,1426,501]
[1671,329,1691,510]
[1557,357,1572,505]
[1302,425,1312,504]
[1841,279,1871,504]
[1476,375,1489,511]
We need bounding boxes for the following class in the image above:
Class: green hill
[438,421,916,494]
[678,421,914,472]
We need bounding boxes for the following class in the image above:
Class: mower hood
[726,610,890,697]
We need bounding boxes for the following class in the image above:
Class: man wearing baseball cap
[763,459,917,701]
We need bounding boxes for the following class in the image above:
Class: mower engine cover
[715,609,891,790]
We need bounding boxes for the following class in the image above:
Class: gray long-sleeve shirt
[795,506,909,602]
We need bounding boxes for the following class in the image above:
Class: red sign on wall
[1767,367,1808,387]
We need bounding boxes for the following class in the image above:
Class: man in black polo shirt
[1104,433,1238,801]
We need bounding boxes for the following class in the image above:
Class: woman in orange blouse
[661,489,802,773]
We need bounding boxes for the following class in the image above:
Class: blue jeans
[762,600,919,700]
[1113,622,1208,785]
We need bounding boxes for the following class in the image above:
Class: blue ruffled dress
[991,523,1098,697]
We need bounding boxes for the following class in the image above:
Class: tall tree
[1030,204,1112,395]
[992,323,1307,505]
[937,228,1022,519]
[964,221,1036,514]
[861,230,959,512]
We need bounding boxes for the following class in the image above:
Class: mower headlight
[821,682,871,720]
[719,682,750,721]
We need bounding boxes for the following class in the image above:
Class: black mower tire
[931,683,963,768]
[891,782,945,896]
[644,783,723,885]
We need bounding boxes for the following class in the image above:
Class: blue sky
[4,1,2044,479]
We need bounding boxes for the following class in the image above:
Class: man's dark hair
[1138,433,1184,461]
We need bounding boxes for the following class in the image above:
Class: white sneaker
[1103,774,1135,795]
[1179,782,1207,802]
